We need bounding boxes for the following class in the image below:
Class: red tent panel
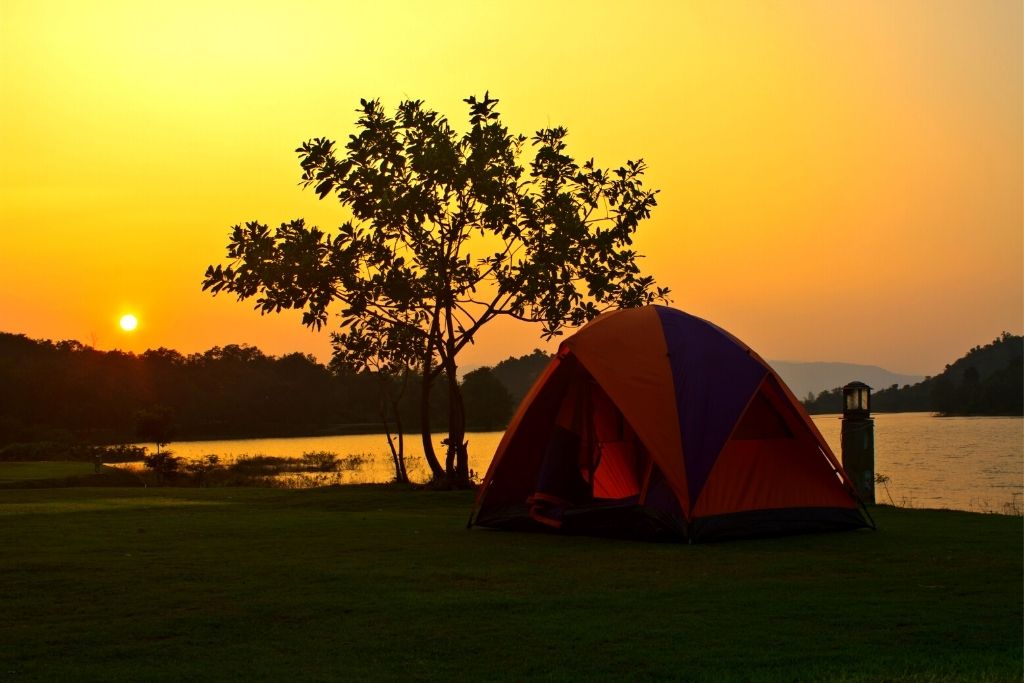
[694,376,856,517]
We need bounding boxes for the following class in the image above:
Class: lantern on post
[843,381,871,417]
[841,381,874,504]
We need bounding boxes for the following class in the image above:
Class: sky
[1,0,1021,376]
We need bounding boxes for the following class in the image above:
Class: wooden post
[841,381,874,504]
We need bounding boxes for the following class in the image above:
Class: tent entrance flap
[539,374,652,505]
[486,367,686,538]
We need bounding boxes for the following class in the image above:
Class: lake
[155,413,1023,514]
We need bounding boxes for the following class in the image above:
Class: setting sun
[119,314,138,332]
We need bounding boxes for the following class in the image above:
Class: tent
[471,306,871,542]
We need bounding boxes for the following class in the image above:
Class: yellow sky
[1,0,1021,375]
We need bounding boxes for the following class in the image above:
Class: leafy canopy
[203,93,669,369]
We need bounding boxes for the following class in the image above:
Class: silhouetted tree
[804,333,1023,416]
[460,368,514,431]
[491,349,551,404]
[802,387,843,414]
[960,365,981,411]
[330,316,422,483]
[144,450,181,483]
[135,405,175,454]
[203,93,669,485]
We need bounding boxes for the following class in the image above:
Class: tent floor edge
[690,506,870,543]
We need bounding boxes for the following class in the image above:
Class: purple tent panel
[654,306,767,504]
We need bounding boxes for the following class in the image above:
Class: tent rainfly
[470,306,872,542]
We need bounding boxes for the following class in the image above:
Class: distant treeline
[490,349,552,405]
[802,332,1023,416]
[5,327,1016,447]
[0,333,519,447]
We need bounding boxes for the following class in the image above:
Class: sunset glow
[1,0,1020,375]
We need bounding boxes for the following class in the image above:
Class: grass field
[0,485,1020,682]
[0,461,98,483]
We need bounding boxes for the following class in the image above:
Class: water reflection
[152,414,1023,513]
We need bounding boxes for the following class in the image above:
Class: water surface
[156,413,1023,513]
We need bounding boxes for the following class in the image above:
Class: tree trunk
[442,352,469,487]
[381,398,407,484]
[392,397,408,483]
[453,382,470,484]
[379,375,410,484]
[419,355,445,481]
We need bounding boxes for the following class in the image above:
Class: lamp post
[841,381,874,504]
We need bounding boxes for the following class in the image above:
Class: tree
[330,315,422,483]
[136,404,178,483]
[135,405,175,455]
[144,450,181,483]
[460,367,514,431]
[203,94,669,485]
[491,348,551,404]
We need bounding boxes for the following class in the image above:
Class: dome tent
[470,306,871,542]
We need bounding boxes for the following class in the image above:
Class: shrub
[144,451,180,482]
[183,455,220,486]
[300,451,339,472]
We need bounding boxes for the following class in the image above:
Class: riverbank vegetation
[0,451,373,489]
[1,328,1018,469]
[0,486,1019,681]
[0,332,514,447]
[803,332,1023,416]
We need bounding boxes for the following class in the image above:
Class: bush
[301,451,339,472]
[228,455,292,476]
[183,455,220,485]
[144,451,180,482]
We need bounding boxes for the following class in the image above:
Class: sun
[119,314,138,332]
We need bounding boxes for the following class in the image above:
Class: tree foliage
[490,348,552,405]
[202,94,669,484]
[135,405,175,453]
[0,333,386,445]
[329,317,422,482]
[460,368,514,431]
[802,332,1023,416]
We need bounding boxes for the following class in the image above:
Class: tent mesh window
[731,391,793,440]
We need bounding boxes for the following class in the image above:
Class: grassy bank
[0,461,98,483]
[0,486,1020,682]
[0,462,144,488]
[0,455,365,490]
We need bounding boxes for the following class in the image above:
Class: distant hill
[767,361,924,402]
[802,333,1023,416]
[486,335,1022,418]
[487,351,925,409]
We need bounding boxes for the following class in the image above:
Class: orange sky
[1,1,1021,376]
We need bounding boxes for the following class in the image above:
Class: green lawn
[0,461,97,483]
[0,486,1020,682]
[0,461,142,489]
